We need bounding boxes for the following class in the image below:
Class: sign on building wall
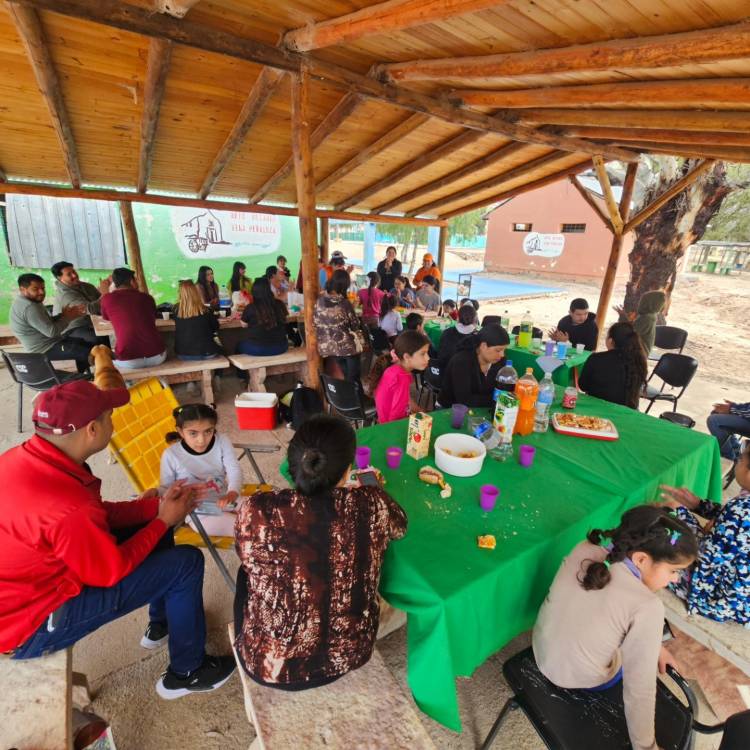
[522,232,565,258]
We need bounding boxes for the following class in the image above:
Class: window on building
[561,223,586,233]
[512,222,532,232]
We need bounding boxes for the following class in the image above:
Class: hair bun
[301,448,327,477]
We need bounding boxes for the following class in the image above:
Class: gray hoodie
[52,278,101,331]
[10,295,69,353]
[633,290,666,356]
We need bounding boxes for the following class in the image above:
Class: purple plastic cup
[545,340,555,356]
[451,403,469,429]
[519,445,536,468]
[355,446,371,470]
[480,484,500,511]
[385,446,403,469]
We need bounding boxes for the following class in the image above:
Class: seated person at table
[174,280,222,361]
[100,268,166,370]
[533,506,696,750]
[441,299,457,320]
[369,330,430,424]
[661,444,750,625]
[413,252,441,291]
[0,380,236,698]
[548,298,598,351]
[233,414,407,689]
[393,275,416,308]
[437,304,478,371]
[238,277,288,357]
[415,276,441,312]
[405,311,437,358]
[10,273,91,373]
[228,261,252,297]
[579,322,646,409]
[357,271,386,328]
[707,398,750,460]
[51,261,111,346]
[459,298,479,312]
[439,324,508,408]
[196,265,220,310]
[265,265,289,303]
[378,293,403,341]
[277,254,291,280]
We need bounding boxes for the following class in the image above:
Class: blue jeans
[12,527,206,675]
[115,350,167,370]
[707,412,750,459]
[585,667,623,692]
[177,354,220,361]
[236,340,288,356]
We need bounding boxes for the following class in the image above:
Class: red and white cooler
[235,392,278,430]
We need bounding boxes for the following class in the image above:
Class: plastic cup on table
[385,446,403,469]
[451,403,469,429]
[355,446,371,470]
[532,337,542,351]
[545,340,555,356]
[556,341,568,359]
[161,311,170,320]
[519,445,536,468]
[480,484,499,511]
[576,343,585,353]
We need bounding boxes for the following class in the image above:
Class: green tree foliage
[702,164,750,242]
[448,209,486,242]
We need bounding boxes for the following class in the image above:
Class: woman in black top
[196,265,220,310]
[437,303,478,371]
[376,246,402,292]
[174,280,222,360]
[238,277,289,356]
[579,322,647,409]
[439,324,509,408]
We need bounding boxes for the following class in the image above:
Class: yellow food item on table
[477,535,496,550]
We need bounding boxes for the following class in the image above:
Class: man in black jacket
[548,298,598,351]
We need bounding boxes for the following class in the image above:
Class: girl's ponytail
[367,271,380,290]
[608,322,647,409]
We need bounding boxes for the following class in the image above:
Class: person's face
[631,551,693,592]
[206,270,214,283]
[278,258,286,269]
[178,419,216,453]
[238,266,246,277]
[87,410,114,454]
[20,281,46,302]
[386,248,396,261]
[403,344,430,373]
[59,266,80,286]
[394,279,404,291]
[422,259,431,270]
[570,307,589,325]
[479,343,506,365]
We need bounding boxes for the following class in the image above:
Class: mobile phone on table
[358,471,381,488]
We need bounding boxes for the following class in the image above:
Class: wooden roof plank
[152,0,201,19]
[568,175,614,233]
[592,155,623,234]
[561,126,750,147]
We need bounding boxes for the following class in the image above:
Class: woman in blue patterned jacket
[659,442,750,626]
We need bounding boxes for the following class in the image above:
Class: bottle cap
[506,360,513,367]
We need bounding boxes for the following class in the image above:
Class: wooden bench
[118,356,230,404]
[228,349,309,392]
[658,589,750,677]
[228,625,435,750]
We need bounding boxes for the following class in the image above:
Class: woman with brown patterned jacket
[233,414,407,690]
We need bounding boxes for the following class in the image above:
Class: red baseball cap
[33,380,130,435]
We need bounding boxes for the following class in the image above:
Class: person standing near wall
[376,246,402,292]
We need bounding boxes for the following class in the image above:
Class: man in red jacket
[0,380,235,699]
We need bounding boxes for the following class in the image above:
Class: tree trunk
[406,229,419,275]
[623,160,732,317]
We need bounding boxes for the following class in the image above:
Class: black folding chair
[481,315,502,327]
[417,359,441,410]
[319,374,376,428]
[649,326,689,363]
[367,326,390,355]
[512,324,544,339]
[660,412,696,429]
[642,353,698,414]
[2,350,91,432]
[482,646,750,750]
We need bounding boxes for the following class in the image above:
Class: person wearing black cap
[0,380,235,699]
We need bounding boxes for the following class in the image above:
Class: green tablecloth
[282,392,722,731]
[505,343,591,387]
[423,318,454,349]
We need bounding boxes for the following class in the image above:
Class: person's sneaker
[156,655,236,700]
[140,622,169,650]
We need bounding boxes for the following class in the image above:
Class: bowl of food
[434,433,486,477]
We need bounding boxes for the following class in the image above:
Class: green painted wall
[0,202,302,324]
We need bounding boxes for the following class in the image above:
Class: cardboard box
[406,412,433,460]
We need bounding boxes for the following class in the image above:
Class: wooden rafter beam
[0,166,6,181]
[283,0,512,52]
[568,176,614,233]
[335,128,486,211]
[453,78,750,110]
[250,90,361,204]
[381,19,750,81]
[14,0,639,163]
[371,141,528,214]
[407,151,571,217]
[316,113,428,194]
[592,156,623,235]
[0,180,448,226]
[199,67,284,199]
[438,159,593,220]
[152,0,201,18]
[628,143,750,163]
[624,160,715,233]
[7,2,81,187]
[561,126,750,148]
[137,37,173,193]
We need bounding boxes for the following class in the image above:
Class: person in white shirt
[378,294,403,341]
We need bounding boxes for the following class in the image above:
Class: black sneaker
[156,655,236,700]
[140,622,169,650]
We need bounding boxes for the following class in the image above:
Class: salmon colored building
[484,178,632,281]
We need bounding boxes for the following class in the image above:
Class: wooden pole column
[118,202,148,293]
[290,68,321,389]
[319,217,330,263]
[437,225,448,284]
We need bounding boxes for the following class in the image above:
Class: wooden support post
[592,156,623,235]
[595,161,638,346]
[437,225,448,284]
[290,68,321,389]
[568,176,614,233]
[118,202,148,293]
[319,217,330,263]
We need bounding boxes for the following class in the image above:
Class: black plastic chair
[481,315,503,328]
[367,326,390,355]
[319,374,376,428]
[2,350,91,432]
[660,412,696,429]
[481,646,750,750]
[511,324,544,339]
[642,353,698,414]
[649,326,689,362]
[417,359,441,410]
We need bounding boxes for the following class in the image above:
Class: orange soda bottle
[514,367,539,435]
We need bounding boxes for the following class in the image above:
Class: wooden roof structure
[0,0,748,224]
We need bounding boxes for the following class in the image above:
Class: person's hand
[659,484,700,510]
[97,276,112,296]
[157,480,203,527]
[62,303,86,320]
[137,487,160,502]
[711,400,733,415]
[613,304,624,316]
[658,646,679,675]
[217,490,239,510]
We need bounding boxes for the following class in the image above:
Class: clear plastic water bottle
[492,360,518,402]
[500,310,510,330]
[534,372,555,433]
[473,419,506,460]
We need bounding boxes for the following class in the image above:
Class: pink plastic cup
[480,484,499,511]
[385,446,403,469]
[519,445,536,468]
[355,446,371,470]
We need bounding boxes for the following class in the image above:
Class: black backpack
[284,385,324,430]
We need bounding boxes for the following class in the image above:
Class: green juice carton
[493,391,519,440]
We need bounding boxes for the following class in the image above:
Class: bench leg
[201,370,215,405]
[247,367,267,392]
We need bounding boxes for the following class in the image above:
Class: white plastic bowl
[434,433,486,477]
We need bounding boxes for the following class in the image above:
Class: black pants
[335,355,362,385]
[66,325,111,348]
[46,337,93,373]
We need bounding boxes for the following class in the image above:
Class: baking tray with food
[551,412,619,441]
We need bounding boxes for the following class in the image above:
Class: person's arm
[104,493,159,528]
[393,260,402,279]
[208,312,220,333]
[219,435,243,496]
[578,356,594,394]
[374,487,407,540]
[583,319,598,350]
[26,301,72,338]
[729,401,750,418]
[395,314,403,333]
[159,447,179,494]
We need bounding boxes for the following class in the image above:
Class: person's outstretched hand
[217,490,239,510]
[711,400,733,415]
[157,480,204,527]
[659,485,700,510]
